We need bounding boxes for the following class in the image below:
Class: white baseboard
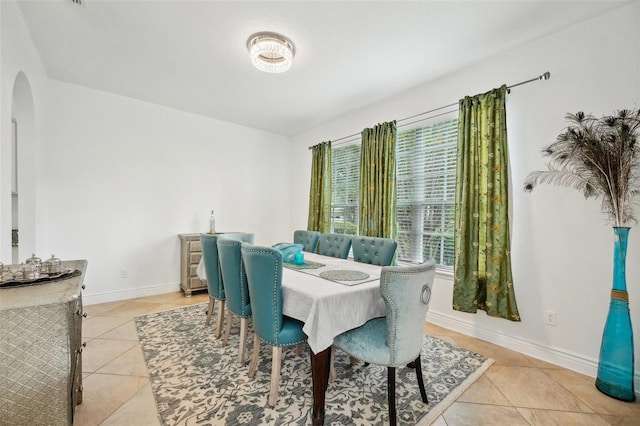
[427,311,640,394]
[83,283,181,306]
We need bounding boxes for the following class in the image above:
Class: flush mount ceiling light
[247,32,295,74]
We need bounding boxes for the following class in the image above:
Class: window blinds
[328,116,458,268]
[396,117,458,267]
[330,143,361,235]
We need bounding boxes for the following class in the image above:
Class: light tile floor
[75,292,640,425]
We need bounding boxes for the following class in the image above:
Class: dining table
[197,248,386,425]
[281,252,386,426]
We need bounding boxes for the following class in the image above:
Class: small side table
[178,233,207,297]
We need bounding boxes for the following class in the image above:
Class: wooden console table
[0,260,87,425]
[179,233,207,297]
[179,232,247,297]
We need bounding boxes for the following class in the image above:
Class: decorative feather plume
[524,108,640,227]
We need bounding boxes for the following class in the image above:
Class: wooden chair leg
[205,296,215,325]
[238,318,248,364]
[214,300,225,339]
[329,346,337,383]
[248,334,260,378]
[414,355,428,403]
[387,366,397,426]
[325,345,332,392]
[295,343,303,356]
[268,346,283,407]
[222,310,233,347]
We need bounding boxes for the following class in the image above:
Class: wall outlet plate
[545,310,557,326]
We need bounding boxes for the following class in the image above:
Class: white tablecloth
[197,250,385,354]
[196,257,206,280]
[282,253,385,353]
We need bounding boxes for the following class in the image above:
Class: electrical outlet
[545,310,557,326]
[120,270,128,279]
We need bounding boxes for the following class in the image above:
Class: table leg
[310,346,331,426]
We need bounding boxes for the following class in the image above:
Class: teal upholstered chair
[318,233,352,259]
[352,236,397,266]
[217,233,254,363]
[332,260,436,426]
[220,232,255,245]
[293,230,321,253]
[241,244,308,407]
[200,233,226,338]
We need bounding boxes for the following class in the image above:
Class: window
[396,117,458,269]
[328,116,458,269]
[330,143,360,235]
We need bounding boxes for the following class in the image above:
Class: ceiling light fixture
[247,32,295,74]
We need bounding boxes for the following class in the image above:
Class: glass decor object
[595,227,636,401]
[209,209,216,234]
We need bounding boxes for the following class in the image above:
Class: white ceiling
[16,0,629,136]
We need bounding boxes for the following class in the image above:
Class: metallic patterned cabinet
[179,233,207,297]
[0,259,87,426]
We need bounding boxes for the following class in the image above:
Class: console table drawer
[189,276,205,290]
[189,252,202,264]
[189,240,202,252]
[189,264,199,276]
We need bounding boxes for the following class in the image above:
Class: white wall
[1,0,293,304]
[289,2,640,385]
[36,81,291,303]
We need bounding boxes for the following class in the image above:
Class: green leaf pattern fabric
[358,121,397,239]
[453,86,521,321]
[307,141,332,233]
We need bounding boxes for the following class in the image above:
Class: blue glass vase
[595,227,636,401]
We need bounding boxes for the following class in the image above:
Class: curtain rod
[308,71,551,150]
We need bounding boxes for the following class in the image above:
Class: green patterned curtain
[358,121,397,239]
[307,141,332,233]
[453,86,521,321]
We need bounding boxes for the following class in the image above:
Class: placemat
[319,269,369,281]
[283,260,326,270]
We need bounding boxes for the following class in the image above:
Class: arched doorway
[9,72,37,263]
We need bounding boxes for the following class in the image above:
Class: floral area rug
[135,304,493,426]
